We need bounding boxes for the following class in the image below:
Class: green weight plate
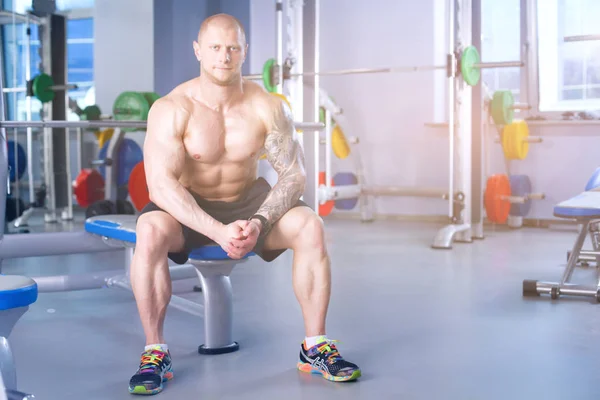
[262,58,277,93]
[491,90,514,125]
[113,91,150,122]
[460,46,481,86]
[141,92,161,109]
[81,105,102,121]
[32,73,56,103]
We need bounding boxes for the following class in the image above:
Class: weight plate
[491,90,514,126]
[262,58,277,93]
[7,140,26,182]
[81,105,102,121]
[128,161,150,211]
[113,91,150,123]
[141,92,161,109]
[509,175,532,217]
[332,125,350,159]
[32,73,56,103]
[333,172,358,210]
[514,120,529,160]
[73,169,105,207]
[271,92,292,110]
[98,138,144,188]
[85,199,117,219]
[460,46,481,86]
[484,174,511,223]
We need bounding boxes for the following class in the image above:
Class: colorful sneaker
[128,346,173,395]
[297,338,361,382]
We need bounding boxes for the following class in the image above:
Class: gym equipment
[333,172,359,210]
[318,172,335,216]
[490,90,531,126]
[484,174,544,224]
[113,91,160,131]
[585,167,600,191]
[564,34,600,42]
[0,275,38,395]
[332,125,351,159]
[73,169,105,207]
[84,215,254,354]
[80,105,102,121]
[97,138,143,187]
[7,142,25,183]
[128,161,150,212]
[7,141,26,183]
[95,128,114,149]
[523,190,600,301]
[253,45,524,91]
[30,73,77,103]
[500,120,542,160]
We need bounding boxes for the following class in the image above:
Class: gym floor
[4,217,600,399]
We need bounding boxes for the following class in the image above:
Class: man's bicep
[144,100,187,189]
[264,99,305,176]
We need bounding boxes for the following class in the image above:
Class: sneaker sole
[129,369,173,395]
[297,362,361,382]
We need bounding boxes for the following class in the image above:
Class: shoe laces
[316,339,343,364]
[139,350,166,371]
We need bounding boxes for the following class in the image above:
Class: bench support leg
[0,307,27,392]
[191,261,240,355]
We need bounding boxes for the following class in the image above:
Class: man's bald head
[193,13,248,85]
[198,13,247,47]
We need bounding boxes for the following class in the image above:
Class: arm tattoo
[254,101,306,229]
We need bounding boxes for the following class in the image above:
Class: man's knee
[137,212,183,252]
[294,213,326,252]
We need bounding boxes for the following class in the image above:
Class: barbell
[2,73,78,103]
[249,45,524,92]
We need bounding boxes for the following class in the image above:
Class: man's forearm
[150,179,222,240]
[254,170,306,230]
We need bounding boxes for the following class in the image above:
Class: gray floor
[3,218,600,400]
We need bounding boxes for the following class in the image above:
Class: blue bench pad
[0,275,38,311]
[554,191,600,218]
[85,215,254,260]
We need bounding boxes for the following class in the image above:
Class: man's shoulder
[243,81,291,117]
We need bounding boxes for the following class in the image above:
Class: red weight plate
[128,161,150,212]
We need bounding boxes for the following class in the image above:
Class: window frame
[524,0,600,117]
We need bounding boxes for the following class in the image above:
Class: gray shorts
[138,178,308,264]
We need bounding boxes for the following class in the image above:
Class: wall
[93,0,154,112]
[251,0,451,216]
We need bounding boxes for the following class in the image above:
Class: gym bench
[523,189,600,301]
[0,275,37,399]
[85,215,255,354]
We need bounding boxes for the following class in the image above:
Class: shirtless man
[126,14,361,395]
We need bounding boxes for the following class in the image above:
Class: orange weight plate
[73,169,105,207]
[128,161,150,211]
[484,174,511,223]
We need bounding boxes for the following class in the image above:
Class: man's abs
[179,161,259,202]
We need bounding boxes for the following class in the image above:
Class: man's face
[194,23,247,85]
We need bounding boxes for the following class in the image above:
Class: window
[537,0,600,111]
[481,0,521,102]
[1,0,94,120]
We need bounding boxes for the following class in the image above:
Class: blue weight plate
[509,175,532,217]
[7,141,26,182]
[333,172,359,210]
[98,138,143,187]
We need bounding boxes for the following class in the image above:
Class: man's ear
[193,40,201,61]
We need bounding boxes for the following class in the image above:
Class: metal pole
[324,109,331,191]
[275,0,284,94]
[76,127,82,173]
[25,15,33,205]
[64,127,73,220]
[564,34,600,42]
[447,0,455,221]
[314,0,321,206]
[473,61,524,69]
[0,120,324,130]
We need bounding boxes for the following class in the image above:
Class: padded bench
[523,190,600,300]
[0,275,37,393]
[85,215,255,354]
